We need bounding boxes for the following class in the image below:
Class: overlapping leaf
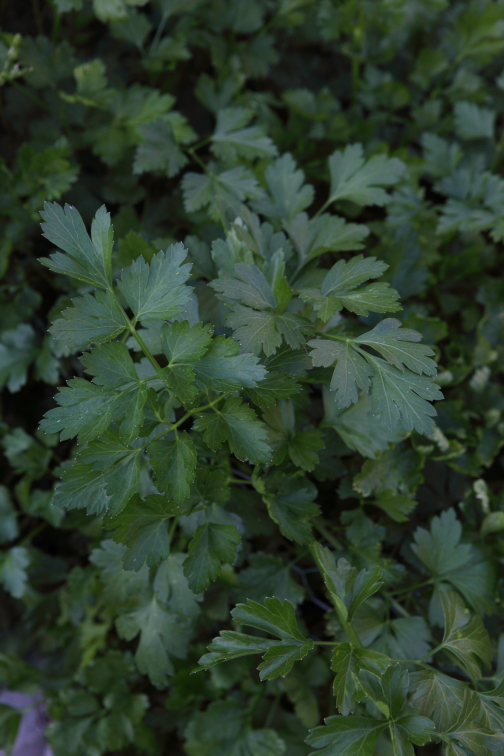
[299,256,401,319]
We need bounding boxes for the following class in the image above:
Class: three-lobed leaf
[327,144,405,207]
[199,597,314,680]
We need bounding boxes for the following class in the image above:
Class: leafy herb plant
[0,1,504,755]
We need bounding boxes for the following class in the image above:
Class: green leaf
[353,445,423,499]
[224,307,276,356]
[197,631,272,671]
[200,597,313,679]
[0,487,19,544]
[253,152,314,220]
[355,319,437,376]
[235,552,304,606]
[306,715,388,756]
[81,342,139,388]
[441,687,498,756]
[331,642,391,715]
[40,378,143,442]
[50,291,126,351]
[118,245,192,321]
[211,107,277,162]
[154,553,201,617]
[285,213,369,270]
[0,547,29,599]
[370,616,432,662]
[412,509,495,614]
[161,320,212,364]
[192,336,267,390]
[264,475,319,544]
[454,101,495,140]
[212,263,277,309]
[40,202,112,288]
[133,117,188,177]
[328,144,405,207]
[411,670,466,731]
[310,339,373,407]
[149,432,197,505]
[373,490,417,522]
[116,596,190,688]
[263,401,324,470]
[310,543,382,621]
[182,166,263,219]
[300,256,400,320]
[412,509,472,577]
[104,494,180,571]
[389,715,435,756]
[360,664,412,719]
[439,589,492,679]
[0,324,38,393]
[53,432,142,514]
[184,701,285,756]
[247,371,301,407]
[323,389,404,459]
[90,539,149,604]
[367,354,442,435]
[184,521,241,593]
[194,396,271,464]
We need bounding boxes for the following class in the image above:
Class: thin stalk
[313,519,345,550]
[190,135,212,152]
[150,11,170,55]
[128,325,160,373]
[18,522,46,547]
[12,82,53,114]
[313,640,340,646]
[51,10,61,43]
[116,300,161,373]
[168,517,179,545]
[264,692,282,728]
[32,0,43,34]
[313,199,331,219]
[186,147,213,175]
[389,579,433,597]
[491,130,504,171]
[136,396,227,452]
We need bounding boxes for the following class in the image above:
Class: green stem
[31,0,43,34]
[389,579,433,597]
[150,10,169,54]
[187,147,213,175]
[382,590,411,618]
[116,300,161,374]
[313,199,331,219]
[190,136,212,152]
[351,56,360,99]
[128,326,160,373]
[314,519,345,550]
[417,643,445,663]
[491,130,504,171]
[168,517,179,545]
[12,82,53,114]
[318,333,351,343]
[264,692,282,728]
[51,10,61,43]
[313,640,340,646]
[137,395,227,451]
[18,522,46,547]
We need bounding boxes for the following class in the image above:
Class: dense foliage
[1,0,504,754]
